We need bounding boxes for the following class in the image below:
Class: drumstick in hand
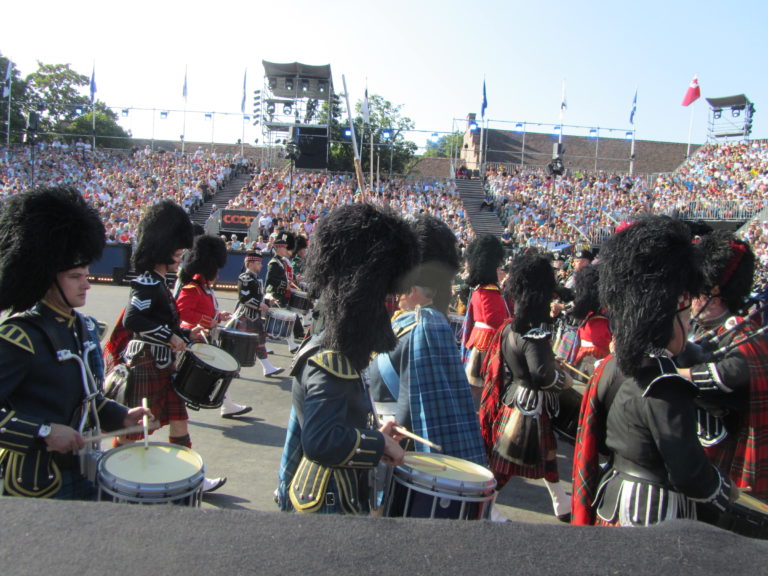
[141,398,149,450]
[559,360,590,381]
[392,425,443,452]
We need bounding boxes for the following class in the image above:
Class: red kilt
[124,347,188,440]
[487,407,559,488]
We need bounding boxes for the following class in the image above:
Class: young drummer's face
[168,249,184,273]
[48,266,91,309]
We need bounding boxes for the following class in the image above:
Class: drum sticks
[393,425,443,452]
[559,360,590,381]
[141,397,149,450]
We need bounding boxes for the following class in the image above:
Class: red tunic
[573,313,611,366]
[464,284,509,352]
[176,275,218,330]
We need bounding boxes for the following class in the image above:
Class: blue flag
[481,79,488,119]
[240,69,247,114]
[183,67,188,100]
[630,90,637,125]
[90,66,96,104]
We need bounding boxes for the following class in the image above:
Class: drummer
[233,251,284,378]
[175,234,252,418]
[275,204,417,514]
[366,215,486,466]
[264,231,304,353]
[0,186,152,499]
[105,200,226,494]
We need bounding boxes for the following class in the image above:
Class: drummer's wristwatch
[37,423,52,439]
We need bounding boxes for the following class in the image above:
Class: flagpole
[341,75,365,201]
[370,131,374,192]
[182,65,188,155]
[5,65,12,148]
[91,62,96,150]
[686,105,694,160]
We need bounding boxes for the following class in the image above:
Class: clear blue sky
[3,0,766,151]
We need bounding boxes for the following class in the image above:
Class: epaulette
[134,273,160,286]
[238,271,253,282]
[522,327,551,341]
[308,351,358,380]
[0,322,35,354]
[392,313,419,339]
[85,316,108,341]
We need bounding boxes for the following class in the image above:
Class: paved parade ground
[84,283,573,523]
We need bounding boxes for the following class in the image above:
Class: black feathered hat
[304,204,418,370]
[466,234,504,287]
[401,214,460,315]
[179,234,228,284]
[571,264,601,321]
[294,235,308,253]
[132,200,194,273]
[0,186,105,313]
[598,215,702,376]
[507,249,556,333]
[697,231,755,314]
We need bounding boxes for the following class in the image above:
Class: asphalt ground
[83,283,575,524]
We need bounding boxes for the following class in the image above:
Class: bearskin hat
[0,186,105,313]
[697,231,755,314]
[507,249,556,333]
[571,264,601,321]
[179,234,228,284]
[132,200,193,273]
[401,214,460,315]
[304,203,417,370]
[294,234,308,253]
[599,215,702,377]
[466,234,504,287]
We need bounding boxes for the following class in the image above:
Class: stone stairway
[190,172,252,227]
[455,178,504,238]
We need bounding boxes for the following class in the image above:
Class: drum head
[219,328,258,340]
[100,443,204,485]
[188,342,239,372]
[269,309,296,321]
[395,453,496,496]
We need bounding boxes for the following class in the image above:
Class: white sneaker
[220,399,253,418]
[489,505,508,523]
[202,476,227,493]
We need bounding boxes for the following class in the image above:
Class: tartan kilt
[124,348,188,439]
[488,403,559,487]
[235,316,268,360]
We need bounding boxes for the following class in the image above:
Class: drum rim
[186,342,240,373]
[389,473,497,501]
[394,453,496,496]
[98,442,205,495]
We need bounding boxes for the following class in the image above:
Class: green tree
[326,92,417,176]
[62,104,131,149]
[25,62,90,134]
[423,131,463,158]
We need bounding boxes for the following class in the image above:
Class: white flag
[361,88,370,124]
[2,62,11,99]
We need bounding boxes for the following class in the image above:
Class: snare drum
[551,387,583,443]
[174,343,239,409]
[218,327,259,368]
[447,313,465,346]
[383,452,496,520]
[287,290,311,314]
[97,442,204,506]
[266,308,295,340]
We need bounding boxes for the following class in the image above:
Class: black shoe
[556,513,571,524]
[265,367,285,378]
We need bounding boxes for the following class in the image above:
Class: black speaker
[27,111,40,132]
[294,127,328,169]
